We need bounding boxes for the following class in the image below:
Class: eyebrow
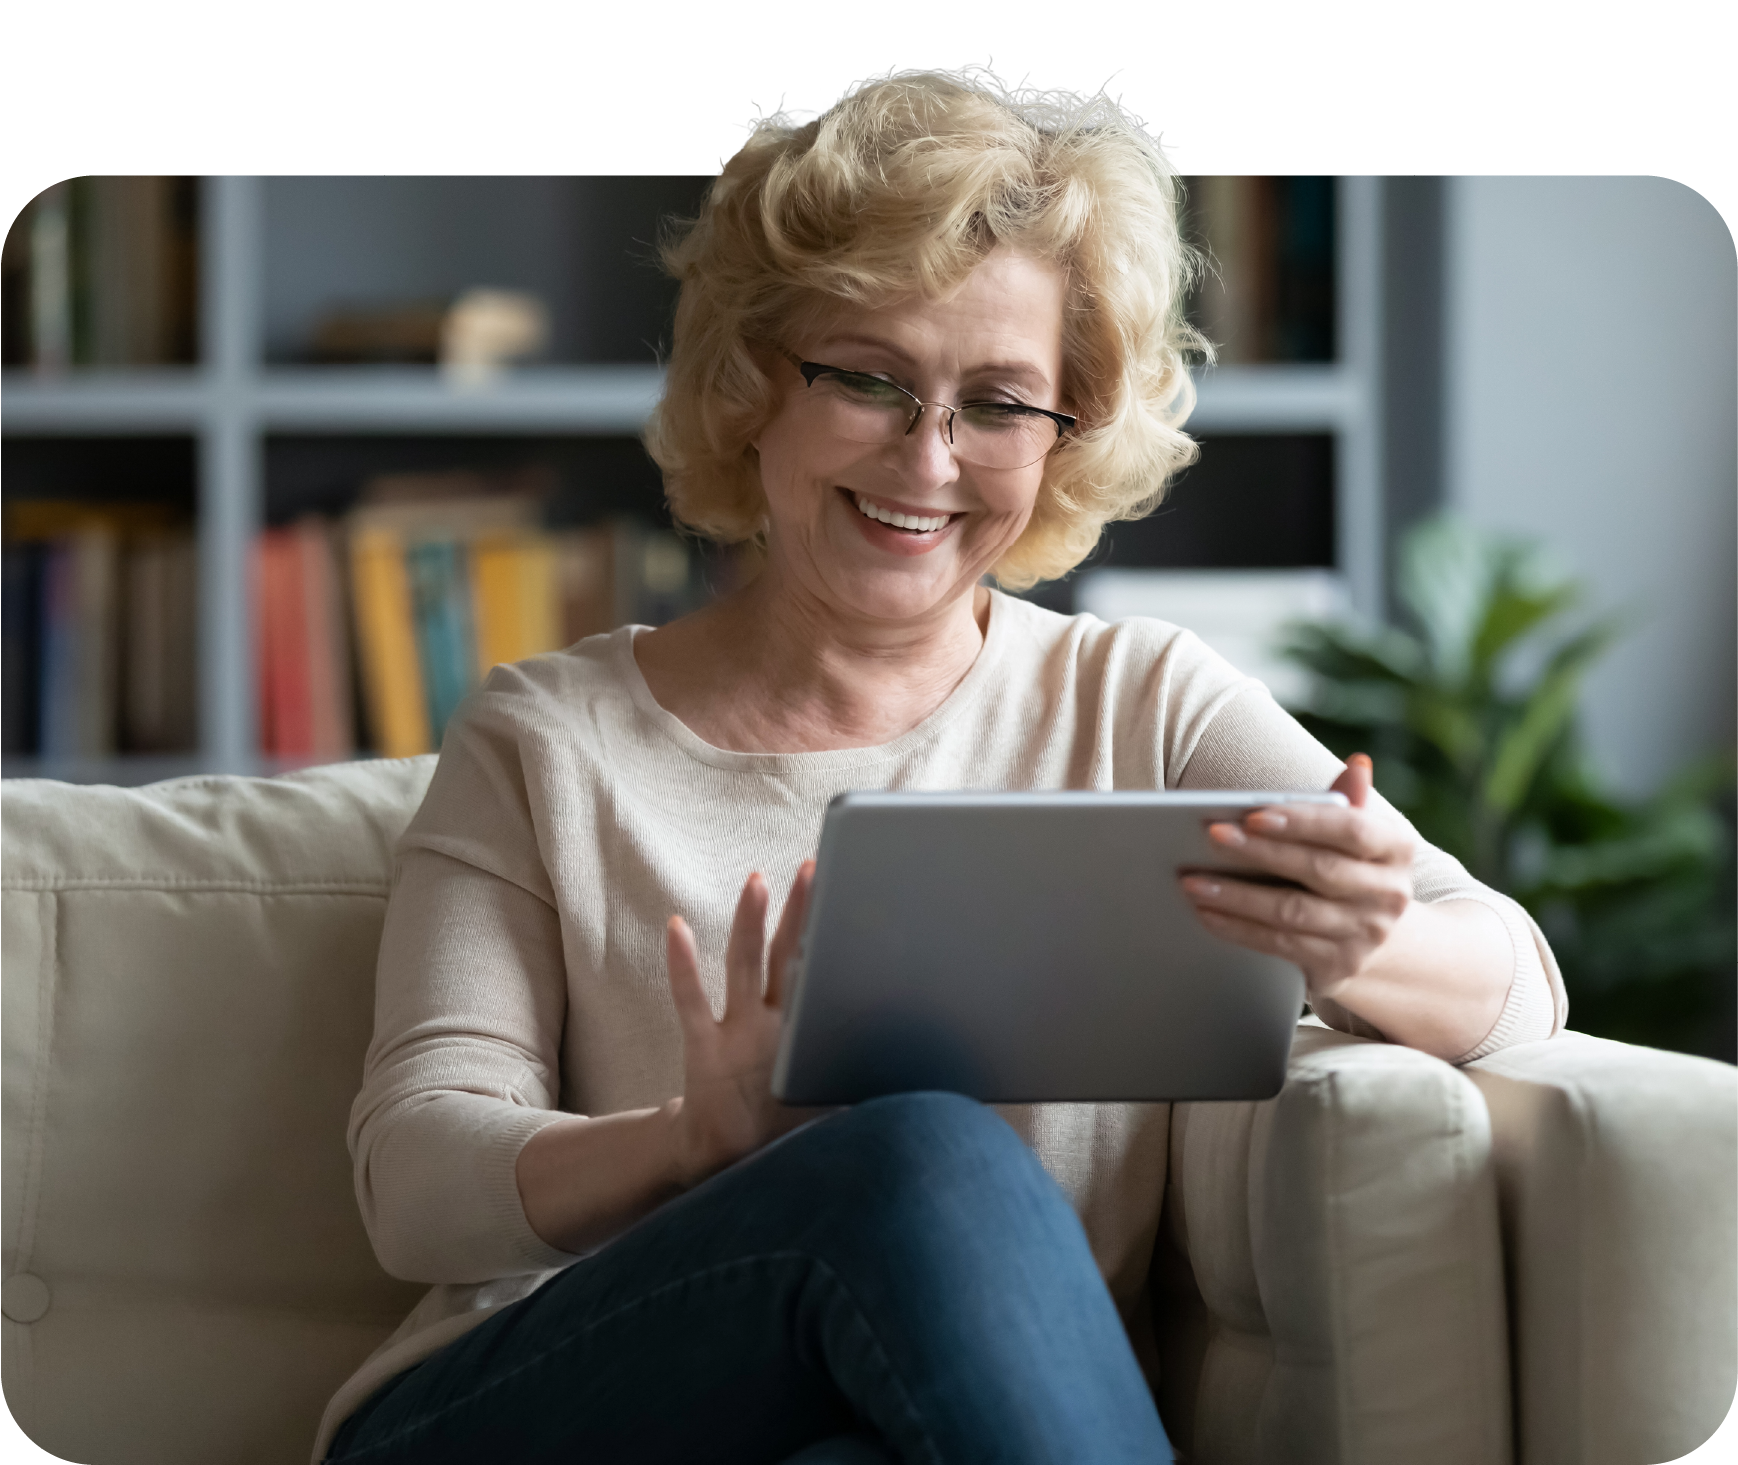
[810,333,1055,392]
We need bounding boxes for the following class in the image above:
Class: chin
[825,564,974,625]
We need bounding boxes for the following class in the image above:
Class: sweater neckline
[613,590,1012,774]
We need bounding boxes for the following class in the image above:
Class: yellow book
[348,527,431,757]
[470,536,560,678]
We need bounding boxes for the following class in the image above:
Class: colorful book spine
[471,535,560,677]
[348,527,432,758]
[405,539,477,747]
[295,519,355,759]
[255,529,312,757]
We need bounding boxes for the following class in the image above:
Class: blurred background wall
[1445,176,1736,798]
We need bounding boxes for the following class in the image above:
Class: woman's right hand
[664,861,815,1188]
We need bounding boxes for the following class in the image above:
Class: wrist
[659,1095,704,1191]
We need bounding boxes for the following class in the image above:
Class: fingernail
[1248,810,1287,831]
[1209,822,1248,847]
[1181,875,1222,897]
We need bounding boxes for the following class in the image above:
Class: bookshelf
[2,176,1388,784]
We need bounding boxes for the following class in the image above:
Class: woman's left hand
[1178,754,1416,1003]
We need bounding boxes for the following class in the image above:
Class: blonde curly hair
[643,69,1209,590]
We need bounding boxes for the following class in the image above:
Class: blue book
[404,539,477,746]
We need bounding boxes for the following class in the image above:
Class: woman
[318,72,1565,1464]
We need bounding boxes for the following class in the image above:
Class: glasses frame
[784,351,1076,465]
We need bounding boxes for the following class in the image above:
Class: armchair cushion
[2,760,435,1465]
[1158,1026,1512,1465]
[1466,1034,1738,1465]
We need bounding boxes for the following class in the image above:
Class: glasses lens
[953,404,1063,470]
[807,370,912,445]
[802,368,1066,469]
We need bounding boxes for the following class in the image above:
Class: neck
[633,555,991,754]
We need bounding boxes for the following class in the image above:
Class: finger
[665,916,715,1035]
[1199,827,1413,899]
[765,860,815,1009]
[1191,904,1347,973]
[1225,801,1411,865]
[724,873,770,1016]
[1181,873,1377,939]
[1330,752,1374,809]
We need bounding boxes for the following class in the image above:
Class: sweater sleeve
[348,674,584,1284]
[1173,680,1568,1062]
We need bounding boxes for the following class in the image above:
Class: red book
[255,530,313,757]
[294,519,354,759]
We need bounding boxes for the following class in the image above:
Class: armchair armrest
[1464,1033,1738,1465]
[1161,1026,1512,1464]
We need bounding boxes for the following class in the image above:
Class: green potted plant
[1279,516,1735,1059]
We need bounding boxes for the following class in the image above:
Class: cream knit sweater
[315,591,1566,1457]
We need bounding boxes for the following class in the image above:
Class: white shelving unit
[2,176,1385,784]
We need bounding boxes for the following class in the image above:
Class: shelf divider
[199,176,264,772]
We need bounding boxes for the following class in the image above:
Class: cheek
[980,467,1045,524]
[757,412,852,506]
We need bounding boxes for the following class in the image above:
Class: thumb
[1332,753,1374,808]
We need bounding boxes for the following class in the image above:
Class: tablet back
[772,791,1335,1104]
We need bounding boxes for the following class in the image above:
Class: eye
[959,402,1048,434]
[823,370,909,406]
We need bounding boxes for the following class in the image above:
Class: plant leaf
[1398,518,1492,684]
[1482,620,1621,816]
[1472,579,1580,680]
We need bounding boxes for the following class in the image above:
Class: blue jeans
[326,1093,1172,1464]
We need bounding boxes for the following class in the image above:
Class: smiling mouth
[849,491,958,534]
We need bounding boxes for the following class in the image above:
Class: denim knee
[805,1092,1065,1230]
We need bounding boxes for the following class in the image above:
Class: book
[122,530,198,753]
[2,177,198,369]
[255,529,312,757]
[37,529,120,758]
[405,540,476,747]
[1187,175,1278,365]
[332,487,705,757]
[348,527,432,758]
[295,518,355,759]
[553,527,616,646]
[6,503,194,758]
[471,535,560,676]
[1183,176,1335,365]
[255,519,356,760]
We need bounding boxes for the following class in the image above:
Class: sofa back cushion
[2,759,435,1465]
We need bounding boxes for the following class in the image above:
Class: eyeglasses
[785,353,1076,470]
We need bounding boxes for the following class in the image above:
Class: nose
[893,401,962,489]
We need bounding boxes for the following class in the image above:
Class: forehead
[806,248,1067,374]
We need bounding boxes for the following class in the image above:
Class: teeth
[854,494,950,533]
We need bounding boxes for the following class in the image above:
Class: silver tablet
[771,790,1345,1105]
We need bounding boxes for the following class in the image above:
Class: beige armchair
[3,761,1733,1464]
